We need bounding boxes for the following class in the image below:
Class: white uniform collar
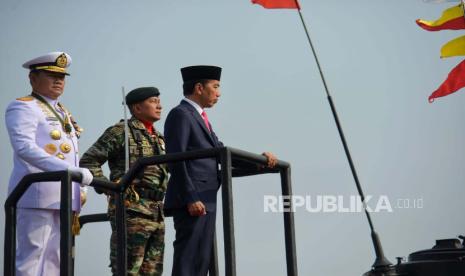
[183,97,203,115]
[34,91,59,107]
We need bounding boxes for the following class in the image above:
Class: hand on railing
[262,152,278,168]
[68,167,93,186]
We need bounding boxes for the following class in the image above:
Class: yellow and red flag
[440,35,465,57]
[251,0,300,10]
[422,0,460,3]
[416,4,465,31]
[429,59,465,102]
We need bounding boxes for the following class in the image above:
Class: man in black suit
[164,65,276,276]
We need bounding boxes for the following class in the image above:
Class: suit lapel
[180,101,216,146]
[209,125,220,147]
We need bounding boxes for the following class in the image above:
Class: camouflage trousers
[109,210,165,276]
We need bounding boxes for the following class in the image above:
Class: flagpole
[294,0,392,271]
[122,86,129,173]
[461,0,465,17]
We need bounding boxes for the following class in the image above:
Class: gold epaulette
[16,96,34,101]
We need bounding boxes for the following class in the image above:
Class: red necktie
[201,111,211,132]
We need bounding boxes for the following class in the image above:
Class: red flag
[416,16,465,31]
[429,59,465,102]
[416,4,465,31]
[251,0,300,10]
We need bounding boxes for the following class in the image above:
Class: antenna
[122,86,129,172]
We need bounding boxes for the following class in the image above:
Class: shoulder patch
[16,96,33,102]
[114,121,125,128]
[100,124,125,144]
[104,123,125,137]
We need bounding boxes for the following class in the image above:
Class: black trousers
[171,209,216,276]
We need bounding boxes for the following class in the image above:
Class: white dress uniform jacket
[5,95,82,211]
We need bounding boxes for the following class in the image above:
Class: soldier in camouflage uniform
[80,87,168,276]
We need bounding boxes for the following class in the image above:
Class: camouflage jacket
[80,117,168,216]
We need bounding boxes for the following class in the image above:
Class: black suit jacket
[163,100,222,216]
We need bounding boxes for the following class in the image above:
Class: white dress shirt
[183,97,204,115]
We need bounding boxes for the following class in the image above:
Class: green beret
[125,87,160,105]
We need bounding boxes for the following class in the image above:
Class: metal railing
[4,146,297,276]
[3,171,119,276]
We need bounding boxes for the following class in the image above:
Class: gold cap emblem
[44,143,57,154]
[56,153,65,160]
[50,130,61,140]
[60,143,71,153]
[56,53,67,68]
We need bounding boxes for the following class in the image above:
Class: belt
[134,187,165,201]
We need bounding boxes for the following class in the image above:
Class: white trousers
[16,208,60,276]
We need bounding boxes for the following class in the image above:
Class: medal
[56,153,65,160]
[50,130,61,140]
[44,143,57,154]
[60,143,71,153]
[31,93,73,135]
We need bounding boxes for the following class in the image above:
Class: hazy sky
[1,0,465,275]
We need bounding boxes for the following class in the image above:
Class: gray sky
[1,0,465,275]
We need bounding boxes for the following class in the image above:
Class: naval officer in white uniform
[5,52,93,276]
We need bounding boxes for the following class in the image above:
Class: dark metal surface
[294,2,391,270]
[114,192,127,276]
[395,260,465,276]
[229,147,290,168]
[280,167,298,276]
[119,148,222,190]
[4,147,296,276]
[328,95,392,271]
[221,148,236,276]
[4,171,117,276]
[364,237,465,276]
[60,172,73,276]
[114,146,297,276]
[78,213,108,228]
[4,171,75,276]
[228,147,297,276]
